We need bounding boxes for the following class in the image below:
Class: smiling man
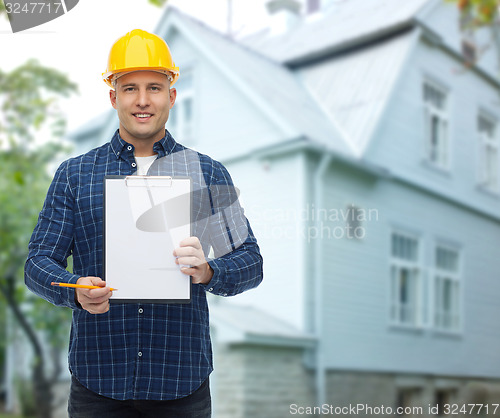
[25,29,263,418]
[110,71,177,156]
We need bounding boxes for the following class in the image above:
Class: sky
[0,0,275,133]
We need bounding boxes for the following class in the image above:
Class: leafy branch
[446,0,499,26]
[0,60,76,418]
[0,59,77,148]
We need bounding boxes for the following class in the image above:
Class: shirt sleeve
[24,160,82,310]
[202,161,263,297]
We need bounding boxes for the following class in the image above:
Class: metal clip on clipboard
[124,175,173,187]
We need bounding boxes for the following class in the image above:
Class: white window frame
[345,204,363,240]
[432,244,461,333]
[477,112,499,193]
[423,81,450,170]
[168,68,195,144]
[389,231,423,328]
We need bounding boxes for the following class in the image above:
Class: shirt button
[138,352,143,357]
[223,293,228,297]
[131,162,137,168]
[138,308,143,314]
[208,288,213,292]
[127,146,133,151]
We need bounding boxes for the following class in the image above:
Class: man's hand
[173,237,213,285]
[75,276,112,314]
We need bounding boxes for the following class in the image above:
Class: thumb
[88,276,105,287]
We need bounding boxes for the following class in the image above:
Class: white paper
[105,176,191,302]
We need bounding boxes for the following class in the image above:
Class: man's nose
[136,89,149,107]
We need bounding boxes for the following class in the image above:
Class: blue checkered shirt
[25,130,263,400]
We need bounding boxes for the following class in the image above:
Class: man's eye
[150,86,160,91]
[124,87,135,92]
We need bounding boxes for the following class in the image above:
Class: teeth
[135,114,151,118]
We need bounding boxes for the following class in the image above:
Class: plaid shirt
[25,130,263,400]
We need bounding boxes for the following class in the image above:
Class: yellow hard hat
[102,29,180,89]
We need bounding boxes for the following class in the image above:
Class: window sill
[476,184,500,198]
[421,159,452,177]
[431,328,463,339]
[388,323,426,334]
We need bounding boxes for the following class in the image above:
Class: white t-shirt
[135,155,157,175]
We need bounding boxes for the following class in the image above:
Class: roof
[299,29,417,154]
[209,301,316,348]
[159,7,355,157]
[71,1,438,160]
[241,0,434,64]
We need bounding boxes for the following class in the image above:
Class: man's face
[110,71,176,146]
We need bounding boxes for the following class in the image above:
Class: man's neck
[134,144,157,157]
[119,130,163,157]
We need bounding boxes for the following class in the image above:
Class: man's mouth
[133,113,153,119]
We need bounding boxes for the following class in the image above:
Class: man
[25,29,263,417]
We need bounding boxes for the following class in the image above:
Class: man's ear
[169,88,177,109]
[110,90,117,109]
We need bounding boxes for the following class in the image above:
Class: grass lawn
[0,414,22,418]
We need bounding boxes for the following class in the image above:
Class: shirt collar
[110,129,178,160]
[153,130,177,158]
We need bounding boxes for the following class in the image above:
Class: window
[396,388,422,416]
[434,246,461,332]
[477,114,498,192]
[345,204,362,240]
[390,233,421,326]
[435,389,456,416]
[423,82,449,169]
[168,69,194,143]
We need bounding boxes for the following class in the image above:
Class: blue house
[69,0,500,416]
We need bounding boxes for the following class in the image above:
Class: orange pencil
[51,282,118,291]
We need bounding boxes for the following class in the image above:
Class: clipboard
[104,175,192,303]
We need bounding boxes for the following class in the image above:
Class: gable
[299,30,418,156]
[164,28,286,160]
[156,8,352,159]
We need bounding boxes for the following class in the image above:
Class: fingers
[173,237,204,267]
[173,237,211,284]
[82,300,110,315]
[178,236,202,249]
[175,255,202,267]
[190,264,214,285]
[77,276,106,289]
[76,276,112,314]
[173,237,213,284]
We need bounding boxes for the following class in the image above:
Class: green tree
[446,0,500,68]
[447,0,499,25]
[0,60,76,418]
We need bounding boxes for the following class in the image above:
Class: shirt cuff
[204,259,227,297]
[58,273,83,310]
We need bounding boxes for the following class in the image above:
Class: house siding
[317,159,500,377]
[56,4,500,417]
[325,370,500,417]
[223,151,308,331]
[365,37,500,218]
